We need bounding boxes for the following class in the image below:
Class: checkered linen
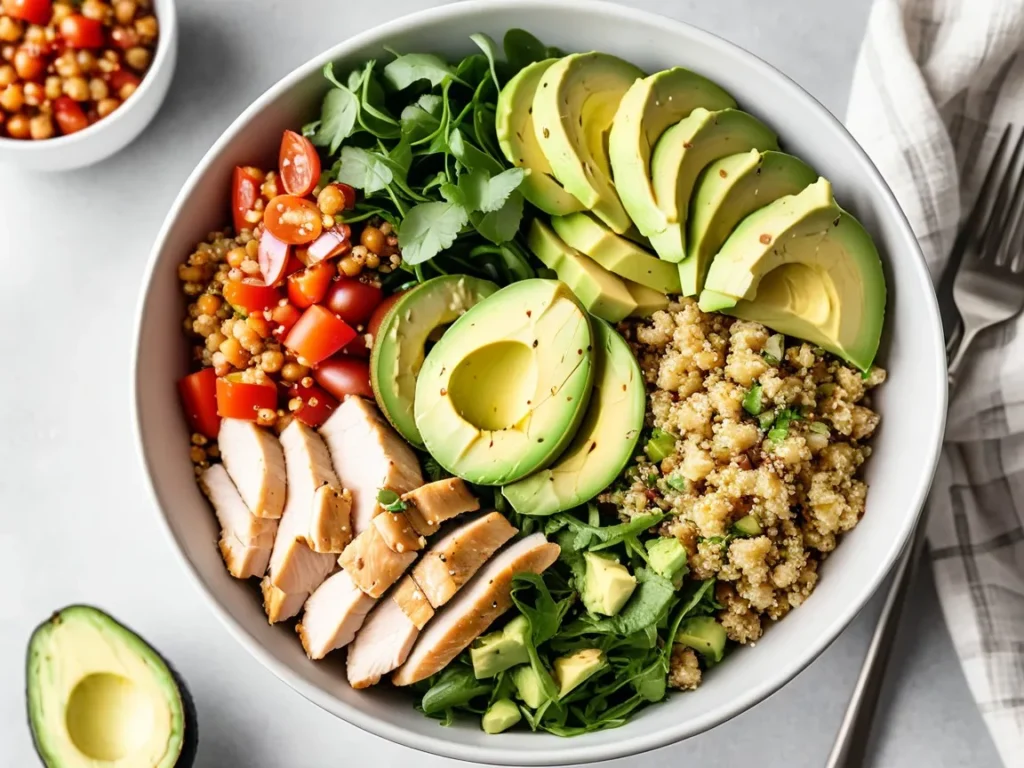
[847,0,1024,764]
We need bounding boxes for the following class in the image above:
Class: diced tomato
[109,69,141,92]
[287,381,338,428]
[2,0,51,25]
[279,130,321,198]
[331,183,357,211]
[284,305,357,365]
[178,368,220,439]
[52,96,89,135]
[270,302,302,338]
[13,48,45,80]
[59,14,104,48]
[222,279,281,316]
[307,224,352,263]
[367,290,406,344]
[286,261,334,309]
[314,355,373,400]
[264,195,322,245]
[110,25,139,49]
[258,229,290,286]
[216,374,278,421]
[323,279,383,326]
[342,332,371,358]
[231,166,264,235]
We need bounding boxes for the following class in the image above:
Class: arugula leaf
[509,574,569,703]
[470,32,502,89]
[311,86,360,153]
[503,28,549,72]
[335,146,394,194]
[356,61,401,138]
[555,510,667,552]
[384,52,456,90]
[563,569,676,636]
[398,201,469,265]
[420,666,491,715]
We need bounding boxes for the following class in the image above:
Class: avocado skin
[26,605,198,768]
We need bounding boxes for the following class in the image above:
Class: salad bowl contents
[136,2,945,762]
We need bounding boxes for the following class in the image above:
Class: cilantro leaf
[335,146,393,195]
[458,167,525,213]
[398,201,469,265]
[310,87,359,153]
[471,190,524,244]
[384,52,456,90]
[469,32,502,89]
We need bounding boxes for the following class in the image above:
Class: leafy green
[308,66,360,153]
[553,508,666,552]
[470,32,503,90]
[766,407,803,443]
[336,146,394,195]
[420,666,492,715]
[503,28,549,72]
[644,428,677,462]
[383,52,456,90]
[398,201,469,265]
[376,488,406,512]
[563,569,676,636]
[458,167,525,212]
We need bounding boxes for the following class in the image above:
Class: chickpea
[206,331,227,352]
[0,65,15,87]
[51,3,75,23]
[6,113,30,138]
[281,362,308,382]
[13,48,44,81]
[54,52,80,78]
[365,252,380,269]
[75,50,97,74]
[337,255,361,277]
[110,26,138,50]
[63,76,90,102]
[22,81,42,106]
[360,226,384,255]
[44,76,62,100]
[23,25,44,44]
[134,14,158,40]
[219,337,248,369]
[0,83,23,112]
[96,98,119,118]
[88,77,108,101]
[125,46,150,71]
[82,0,112,22]
[226,247,246,268]
[378,221,392,236]
[197,294,221,315]
[317,185,344,216]
[118,81,137,100]
[257,408,277,427]
[260,350,284,374]
[244,239,259,259]
[114,0,138,24]
[29,114,54,140]
[0,16,23,43]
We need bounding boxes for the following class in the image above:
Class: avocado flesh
[482,699,522,734]
[371,275,498,447]
[647,108,779,263]
[513,665,548,709]
[553,648,607,698]
[27,605,190,768]
[675,616,727,663]
[580,552,637,616]
[471,616,531,678]
[496,59,585,215]
[609,67,736,237]
[503,318,645,516]
[533,52,645,233]
[646,537,688,580]
[552,213,681,294]
[700,178,886,371]
[625,280,670,317]
[527,219,637,322]
[414,279,594,485]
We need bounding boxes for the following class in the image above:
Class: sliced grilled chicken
[412,512,517,607]
[219,418,286,519]
[372,511,425,554]
[392,534,560,686]
[346,597,419,689]
[320,397,423,534]
[402,478,480,536]
[392,575,435,629]
[338,524,417,598]
[296,570,375,659]
[261,577,308,624]
[199,464,278,579]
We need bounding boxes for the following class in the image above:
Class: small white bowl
[0,0,177,171]
[133,1,947,764]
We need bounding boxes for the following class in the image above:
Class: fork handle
[947,325,980,380]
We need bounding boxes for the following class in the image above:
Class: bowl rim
[131,1,948,763]
[0,0,177,153]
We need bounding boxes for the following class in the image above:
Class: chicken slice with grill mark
[296,570,375,659]
[199,464,278,579]
[219,418,286,519]
[392,575,435,629]
[401,478,480,536]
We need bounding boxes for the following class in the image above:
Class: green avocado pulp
[448,340,539,432]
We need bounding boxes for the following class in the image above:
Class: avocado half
[27,605,197,768]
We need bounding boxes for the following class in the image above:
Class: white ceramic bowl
[0,0,177,171]
[132,2,947,764]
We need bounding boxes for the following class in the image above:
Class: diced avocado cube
[675,616,727,663]
[512,665,548,709]
[645,538,688,581]
[553,648,607,698]
[733,515,762,537]
[470,616,531,679]
[581,552,637,616]
[481,698,522,734]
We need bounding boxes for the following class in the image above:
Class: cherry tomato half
[53,96,89,135]
[178,368,220,439]
[286,261,334,309]
[331,183,357,211]
[342,333,371,358]
[2,0,52,25]
[306,224,352,263]
[215,374,277,421]
[13,48,45,81]
[59,14,104,48]
[279,130,321,198]
[222,279,281,316]
[324,279,383,327]
[264,195,322,245]
[367,290,406,343]
[270,302,302,339]
[109,69,141,93]
[231,166,264,235]
[284,305,357,365]
[258,229,290,286]
[287,381,338,428]
[314,355,373,401]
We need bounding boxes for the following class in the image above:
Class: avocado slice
[699,178,886,371]
[733,514,763,537]
[496,60,586,215]
[675,616,727,663]
[553,648,607,697]
[647,108,779,263]
[27,605,197,768]
[646,537,688,581]
[414,279,594,485]
[470,615,531,679]
[552,213,681,294]
[533,52,645,233]
[681,150,817,295]
[371,275,498,447]
[580,552,637,616]
[503,317,644,516]
[625,280,670,317]
[527,219,637,322]
[482,698,523,734]
[609,68,736,237]
[513,665,549,709]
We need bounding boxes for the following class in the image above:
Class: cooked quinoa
[606,298,885,689]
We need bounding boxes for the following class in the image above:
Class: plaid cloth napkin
[847,0,1024,763]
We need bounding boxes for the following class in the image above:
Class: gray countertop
[0,1,1002,766]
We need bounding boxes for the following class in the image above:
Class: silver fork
[827,123,1024,767]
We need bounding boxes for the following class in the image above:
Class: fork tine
[979,126,1024,262]
[956,124,1012,256]
[1000,129,1024,270]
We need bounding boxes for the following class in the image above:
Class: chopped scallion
[742,384,763,416]
[376,488,406,512]
[644,428,677,462]
[757,410,776,430]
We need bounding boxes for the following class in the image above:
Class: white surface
[0,1,1001,766]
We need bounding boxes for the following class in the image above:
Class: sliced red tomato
[324,279,383,326]
[59,14,103,48]
[270,302,302,338]
[264,195,322,245]
[367,290,406,343]
[342,333,371,358]
[222,279,281,316]
[258,229,290,286]
[178,368,220,439]
[307,224,352,263]
[286,261,334,309]
[314,355,373,400]
[287,381,339,428]
[2,0,52,24]
[53,96,89,135]
[279,130,321,198]
[109,69,141,92]
[215,374,277,420]
[284,306,357,365]
[231,166,263,235]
